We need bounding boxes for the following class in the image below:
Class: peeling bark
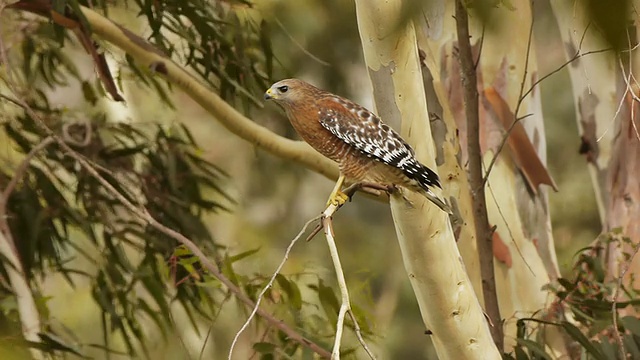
[417,0,562,354]
[551,0,640,291]
[550,0,617,224]
[354,0,500,358]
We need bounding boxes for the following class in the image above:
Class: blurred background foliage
[0,0,615,359]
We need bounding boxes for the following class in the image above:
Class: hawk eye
[277,85,289,93]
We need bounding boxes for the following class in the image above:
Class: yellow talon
[326,174,348,206]
[327,190,350,207]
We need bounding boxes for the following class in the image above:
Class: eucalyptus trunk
[551,0,640,292]
[354,0,500,358]
[416,0,563,354]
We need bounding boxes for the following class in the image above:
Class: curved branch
[0,82,333,359]
[8,3,338,180]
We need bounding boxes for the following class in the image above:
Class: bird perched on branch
[265,79,450,213]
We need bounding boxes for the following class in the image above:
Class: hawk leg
[326,174,349,207]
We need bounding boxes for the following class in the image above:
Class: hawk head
[264,79,320,105]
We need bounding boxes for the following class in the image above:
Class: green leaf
[598,339,618,359]
[51,0,67,44]
[621,316,640,335]
[27,332,85,357]
[276,274,302,310]
[514,345,529,360]
[557,278,575,291]
[229,247,261,264]
[101,145,148,159]
[68,0,92,33]
[516,319,526,339]
[560,321,606,360]
[252,342,276,354]
[317,280,340,329]
[623,333,640,359]
[515,339,552,360]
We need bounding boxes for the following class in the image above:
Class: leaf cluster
[0,2,377,357]
[0,87,231,356]
[506,230,640,360]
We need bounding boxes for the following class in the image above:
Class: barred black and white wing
[316,95,442,191]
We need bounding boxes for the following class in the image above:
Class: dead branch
[455,0,504,351]
[321,201,376,360]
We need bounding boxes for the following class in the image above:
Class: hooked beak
[264,88,275,100]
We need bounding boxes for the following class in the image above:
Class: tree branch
[455,0,503,351]
[321,202,375,360]
[7,2,339,181]
[2,136,55,208]
[228,215,322,359]
[1,84,333,359]
[231,182,382,360]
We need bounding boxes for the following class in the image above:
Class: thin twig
[0,5,331,359]
[322,205,349,360]
[0,25,45,359]
[481,24,611,186]
[228,215,321,360]
[3,84,333,360]
[455,0,503,351]
[480,12,534,189]
[617,53,640,143]
[305,182,393,243]
[2,137,55,203]
[485,178,534,276]
[0,93,24,107]
[474,24,486,70]
[321,201,376,360]
[274,17,330,67]
[7,2,339,180]
[346,310,375,359]
[199,292,232,360]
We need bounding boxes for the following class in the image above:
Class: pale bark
[551,0,640,289]
[417,0,561,354]
[471,3,557,351]
[354,0,500,358]
[549,0,617,224]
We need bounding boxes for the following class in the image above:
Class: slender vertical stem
[454,0,504,352]
[322,201,375,360]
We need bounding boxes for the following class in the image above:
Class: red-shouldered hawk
[265,78,450,213]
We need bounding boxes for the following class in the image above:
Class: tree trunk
[551,0,640,290]
[354,1,500,358]
[416,0,563,354]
